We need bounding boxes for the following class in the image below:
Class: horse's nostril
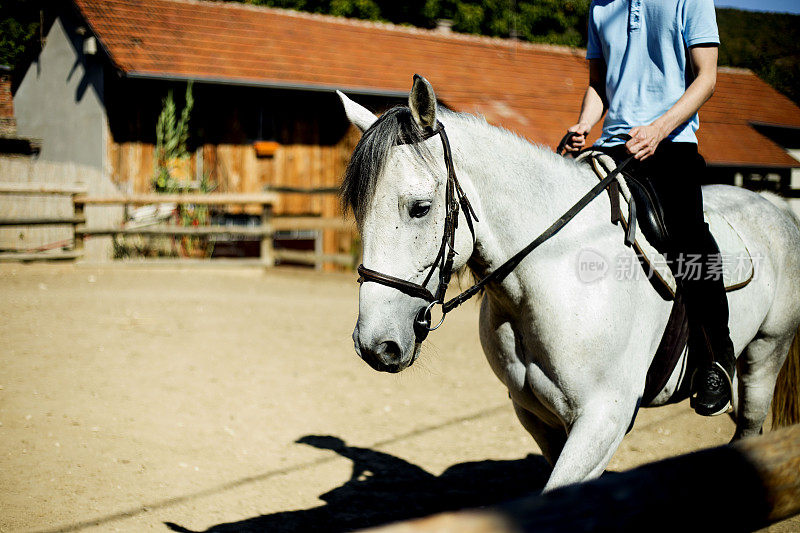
[377,341,402,362]
[356,336,407,372]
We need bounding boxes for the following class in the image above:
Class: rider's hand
[565,122,591,152]
[625,123,667,161]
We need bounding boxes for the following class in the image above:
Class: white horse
[338,76,800,490]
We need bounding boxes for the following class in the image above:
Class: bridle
[357,125,634,342]
[356,120,478,341]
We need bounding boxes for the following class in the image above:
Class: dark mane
[340,106,435,221]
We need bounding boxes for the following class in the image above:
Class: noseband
[357,127,633,343]
[356,120,478,341]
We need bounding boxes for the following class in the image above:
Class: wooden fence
[0,183,356,268]
[358,423,800,533]
[0,182,87,261]
[0,159,123,261]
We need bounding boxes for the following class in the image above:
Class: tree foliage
[0,0,43,68]
[716,7,800,106]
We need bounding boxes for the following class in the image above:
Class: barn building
[9,0,800,261]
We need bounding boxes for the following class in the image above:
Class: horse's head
[339,75,475,373]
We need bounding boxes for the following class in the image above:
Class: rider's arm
[626,44,718,159]
[565,59,608,152]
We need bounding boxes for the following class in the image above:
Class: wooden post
[72,194,84,256]
[358,424,800,533]
[260,202,274,267]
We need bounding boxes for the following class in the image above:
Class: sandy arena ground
[1,264,796,532]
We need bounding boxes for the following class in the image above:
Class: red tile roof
[74,0,800,168]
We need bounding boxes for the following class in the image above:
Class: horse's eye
[409,201,431,219]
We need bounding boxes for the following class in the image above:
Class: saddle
[576,151,754,411]
[576,151,754,299]
[622,174,671,248]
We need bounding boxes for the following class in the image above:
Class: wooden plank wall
[107,125,360,208]
[106,126,362,267]
[106,141,155,195]
[103,81,392,268]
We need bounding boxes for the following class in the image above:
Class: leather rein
[357,126,633,342]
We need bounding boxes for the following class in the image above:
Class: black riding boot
[689,322,736,416]
[683,230,737,416]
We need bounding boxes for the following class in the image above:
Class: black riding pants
[601,141,732,359]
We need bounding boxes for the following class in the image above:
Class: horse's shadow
[166,435,550,533]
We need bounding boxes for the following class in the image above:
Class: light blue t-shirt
[586,0,720,145]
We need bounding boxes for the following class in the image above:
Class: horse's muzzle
[354,328,410,373]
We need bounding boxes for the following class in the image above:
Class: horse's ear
[337,90,377,132]
[409,74,437,131]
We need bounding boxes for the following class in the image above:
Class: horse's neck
[447,118,599,279]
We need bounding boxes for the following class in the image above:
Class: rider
[564,0,735,416]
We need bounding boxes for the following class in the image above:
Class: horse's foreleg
[543,398,635,491]
[512,402,566,467]
[479,301,569,468]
